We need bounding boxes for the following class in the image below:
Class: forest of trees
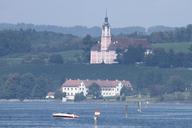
[148,24,192,43]
[117,45,192,68]
[116,24,192,44]
[0,73,56,100]
[0,29,83,56]
[0,24,192,55]
[0,24,192,100]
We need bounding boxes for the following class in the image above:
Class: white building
[90,13,117,64]
[61,79,132,100]
[45,92,55,99]
[90,13,151,64]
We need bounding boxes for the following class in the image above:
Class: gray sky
[0,0,191,28]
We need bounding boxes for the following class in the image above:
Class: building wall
[62,81,125,100]
[62,82,87,100]
[90,15,117,64]
[90,51,101,64]
[90,50,117,64]
[103,51,117,64]
[101,33,111,51]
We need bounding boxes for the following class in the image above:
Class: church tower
[100,12,112,51]
[90,12,117,64]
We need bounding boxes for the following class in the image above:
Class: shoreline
[0,98,192,104]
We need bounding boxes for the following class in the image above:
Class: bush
[54,90,66,99]
[74,92,86,101]
[88,83,102,99]
[49,54,63,64]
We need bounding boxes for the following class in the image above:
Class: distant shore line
[0,99,58,102]
[0,99,192,104]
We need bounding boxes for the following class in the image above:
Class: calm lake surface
[0,101,192,128]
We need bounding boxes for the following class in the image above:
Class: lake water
[0,101,192,128]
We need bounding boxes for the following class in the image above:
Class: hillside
[0,23,153,37]
[0,27,192,99]
[1,64,192,87]
[151,42,192,53]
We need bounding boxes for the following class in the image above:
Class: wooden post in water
[94,116,98,126]
[125,102,128,118]
[137,93,142,113]
[94,111,100,126]
[137,101,142,112]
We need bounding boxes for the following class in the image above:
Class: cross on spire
[105,9,108,18]
[104,9,108,23]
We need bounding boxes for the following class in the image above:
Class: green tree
[17,73,35,100]
[49,54,63,64]
[189,45,192,52]
[74,92,86,101]
[117,45,145,64]
[149,84,164,96]
[0,73,55,100]
[88,83,102,99]
[54,90,66,99]
[120,86,132,96]
[144,48,180,68]
[0,73,21,99]
[31,75,50,98]
[82,34,96,51]
[166,76,187,93]
[0,29,32,56]
[82,34,97,62]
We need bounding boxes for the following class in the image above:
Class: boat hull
[52,113,79,119]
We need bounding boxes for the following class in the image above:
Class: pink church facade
[90,14,117,64]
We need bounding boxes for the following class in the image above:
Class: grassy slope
[0,50,84,65]
[151,42,192,53]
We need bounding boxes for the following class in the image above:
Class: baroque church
[90,14,117,64]
[90,13,150,64]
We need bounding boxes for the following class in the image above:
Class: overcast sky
[0,0,191,28]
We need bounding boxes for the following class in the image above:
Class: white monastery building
[62,79,132,100]
[90,14,117,64]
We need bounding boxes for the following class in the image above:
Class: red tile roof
[47,92,55,96]
[110,37,150,50]
[91,37,150,51]
[62,79,132,88]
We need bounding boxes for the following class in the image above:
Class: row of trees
[0,72,132,101]
[0,62,190,101]
[145,49,192,68]
[148,24,192,43]
[118,24,192,43]
[1,25,192,64]
[67,77,191,101]
[0,30,31,56]
[0,29,83,56]
[0,24,192,55]
[134,70,191,97]
[0,73,55,100]
[117,46,192,68]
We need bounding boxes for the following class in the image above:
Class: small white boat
[94,111,100,117]
[52,113,79,119]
